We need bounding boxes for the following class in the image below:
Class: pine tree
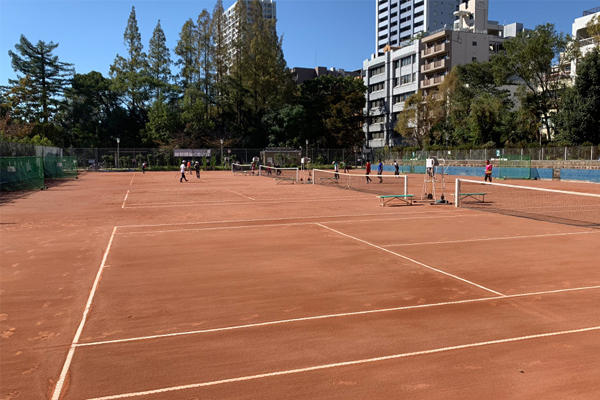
[211,0,229,87]
[148,20,172,98]
[7,35,74,125]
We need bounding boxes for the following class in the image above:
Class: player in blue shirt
[377,159,383,183]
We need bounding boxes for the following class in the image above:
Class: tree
[175,19,198,89]
[586,14,600,45]
[211,0,229,87]
[110,6,150,114]
[299,75,366,148]
[147,20,172,98]
[554,48,600,144]
[7,35,74,125]
[197,10,213,117]
[492,23,570,143]
[395,91,444,148]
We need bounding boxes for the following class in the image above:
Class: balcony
[421,43,447,59]
[421,59,447,73]
[421,75,445,89]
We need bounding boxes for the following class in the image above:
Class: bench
[275,177,295,185]
[457,192,486,203]
[378,194,414,207]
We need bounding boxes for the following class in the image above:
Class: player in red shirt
[365,161,372,183]
[485,160,493,182]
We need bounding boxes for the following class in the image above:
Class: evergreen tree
[211,0,229,87]
[197,10,213,116]
[175,19,199,89]
[110,6,150,113]
[147,20,172,98]
[7,35,74,125]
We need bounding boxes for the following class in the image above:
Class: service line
[116,215,481,235]
[382,230,600,247]
[116,209,466,228]
[77,284,600,348]
[51,226,118,400]
[317,223,504,296]
[121,190,129,209]
[84,325,600,400]
[225,188,256,200]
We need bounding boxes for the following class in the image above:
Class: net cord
[456,179,600,199]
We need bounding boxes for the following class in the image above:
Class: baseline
[83,325,600,400]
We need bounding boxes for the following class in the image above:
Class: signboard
[174,149,211,157]
[496,150,501,157]
[7,166,16,172]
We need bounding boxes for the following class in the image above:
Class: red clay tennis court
[2,171,600,399]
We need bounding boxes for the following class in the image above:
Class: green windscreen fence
[43,156,78,179]
[0,156,45,191]
[498,155,531,179]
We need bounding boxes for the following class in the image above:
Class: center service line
[316,223,505,297]
[51,226,118,400]
[226,188,256,200]
[121,190,129,209]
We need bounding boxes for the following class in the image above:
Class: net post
[455,179,461,207]
[404,176,408,196]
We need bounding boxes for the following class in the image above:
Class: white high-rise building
[376,0,461,55]
[571,6,600,78]
[224,0,276,50]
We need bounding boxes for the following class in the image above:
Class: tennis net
[455,179,600,227]
[258,165,299,182]
[313,169,408,196]
[232,163,254,174]
[43,156,78,179]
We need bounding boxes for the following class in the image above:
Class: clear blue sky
[1,0,599,85]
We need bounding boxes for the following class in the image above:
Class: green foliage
[102,155,115,168]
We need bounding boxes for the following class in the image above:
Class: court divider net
[313,169,408,196]
[258,165,299,182]
[1,156,45,191]
[455,178,600,227]
[232,163,253,173]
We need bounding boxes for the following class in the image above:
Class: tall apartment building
[571,6,600,77]
[376,0,461,55]
[364,0,526,148]
[224,0,276,50]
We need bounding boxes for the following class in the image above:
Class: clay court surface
[2,170,600,399]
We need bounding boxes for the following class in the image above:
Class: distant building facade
[376,0,461,55]
[224,0,276,57]
[571,6,600,78]
[290,67,362,84]
[364,0,527,148]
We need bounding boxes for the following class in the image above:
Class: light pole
[306,139,309,161]
[220,139,224,167]
[116,138,120,169]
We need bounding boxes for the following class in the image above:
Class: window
[400,55,413,66]
[472,41,477,46]
[370,82,385,93]
[370,99,385,108]
[400,74,412,85]
[370,65,385,77]
[393,91,415,104]
[393,60,399,70]
[372,115,385,124]
[472,57,477,62]
[372,132,384,139]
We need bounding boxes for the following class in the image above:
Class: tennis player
[378,159,383,183]
[394,160,399,175]
[365,161,372,183]
[180,161,188,182]
[334,161,339,179]
[194,161,200,179]
[485,160,492,182]
[187,160,192,175]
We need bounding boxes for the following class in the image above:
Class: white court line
[382,230,600,247]
[226,188,256,200]
[123,198,383,208]
[129,173,135,186]
[77,285,600,348]
[116,215,480,235]
[121,190,129,209]
[84,325,600,400]
[116,209,466,228]
[125,195,370,206]
[317,223,504,296]
[51,226,118,400]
